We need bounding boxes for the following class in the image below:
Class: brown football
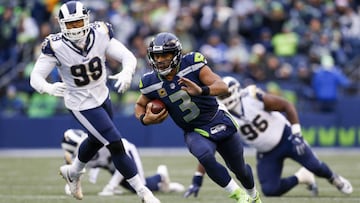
[150,99,166,114]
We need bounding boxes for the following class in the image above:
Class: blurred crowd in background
[1,0,360,118]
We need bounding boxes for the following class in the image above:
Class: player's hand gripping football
[184,175,203,198]
[108,70,132,93]
[142,102,168,125]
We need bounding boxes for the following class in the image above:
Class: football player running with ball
[185,76,353,197]
[134,32,262,203]
[30,1,160,202]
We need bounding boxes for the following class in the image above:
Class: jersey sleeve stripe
[177,63,204,77]
[140,81,164,94]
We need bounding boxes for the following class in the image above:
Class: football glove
[289,124,307,155]
[43,82,66,97]
[108,71,132,93]
[288,133,307,156]
[184,175,203,198]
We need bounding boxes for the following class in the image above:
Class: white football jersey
[31,21,136,111]
[231,86,290,152]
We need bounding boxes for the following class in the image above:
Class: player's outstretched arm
[262,92,299,125]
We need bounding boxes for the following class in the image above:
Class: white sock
[127,174,146,192]
[108,170,124,189]
[224,179,240,193]
[88,168,100,184]
[70,157,86,176]
[245,187,257,198]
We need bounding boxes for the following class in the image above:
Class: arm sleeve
[105,38,137,75]
[30,53,58,93]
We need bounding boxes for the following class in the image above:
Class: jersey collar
[62,29,95,57]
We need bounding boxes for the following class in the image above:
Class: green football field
[0,149,358,203]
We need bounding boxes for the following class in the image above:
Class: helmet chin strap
[156,59,174,76]
[158,56,180,76]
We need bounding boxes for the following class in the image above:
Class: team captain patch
[157,88,167,98]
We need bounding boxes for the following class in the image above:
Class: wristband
[192,174,203,186]
[139,114,147,126]
[194,171,203,176]
[291,123,301,134]
[201,86,210,96]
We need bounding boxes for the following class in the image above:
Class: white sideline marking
[0,195,68,199]
[0,147,359,157]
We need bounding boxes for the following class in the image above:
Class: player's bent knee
[197,150,213,161]
[106,141,126,155]
[262,184,281,196]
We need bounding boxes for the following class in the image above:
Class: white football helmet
[58,1,90,41]
[217,76,242,111]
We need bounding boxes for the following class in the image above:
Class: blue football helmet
[147,32,182,76]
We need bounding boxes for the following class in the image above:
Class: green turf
[0,150,358,203]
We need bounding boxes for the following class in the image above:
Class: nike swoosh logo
[67,170,74,183]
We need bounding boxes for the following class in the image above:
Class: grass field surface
[0,148,358,203]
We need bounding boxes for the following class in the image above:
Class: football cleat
[295,167,316,186]
[59,165,84,200]
[64,184,71,196]
[137,187,161,203]
[307,183,319,196]
[331,174,353,194]
[250,191,262,203]
[168,182,185,193]
[229,188,250,203]
[98,184,123,196]
[295,167,319,196]
[157,165,170,192]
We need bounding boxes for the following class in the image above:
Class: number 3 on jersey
[169,90,200,122]
[71,57,102,86]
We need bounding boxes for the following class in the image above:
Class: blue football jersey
[139,52,219,132]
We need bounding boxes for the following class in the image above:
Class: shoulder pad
[193,52,207,63]
[247,85,265,101]
[92,21,114,39]
[139,70,155,89]
[41,37,55,57]
[184,52,207,64]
